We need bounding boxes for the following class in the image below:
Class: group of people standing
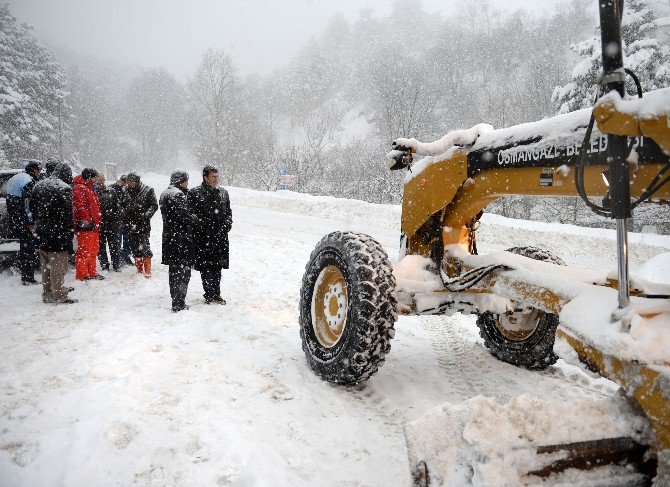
[6,162,232,312]
[160,166,232,312]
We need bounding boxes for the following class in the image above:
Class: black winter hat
[170,170,189,186]
[53,163,73,186]
[126,172,141,184]
[25,161,42,173]
[81,168,98,180]
[45,160,58,175]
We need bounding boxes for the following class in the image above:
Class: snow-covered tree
[553,0,670,113]
[65,60,126,170]
[126,68,186,172]
[187,49,245,184]
[0,5,68,162]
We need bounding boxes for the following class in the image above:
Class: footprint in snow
[0,441,39,467]
[106,421,137,449]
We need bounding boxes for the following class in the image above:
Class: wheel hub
[495,308,541,341]
[312,265,348,348]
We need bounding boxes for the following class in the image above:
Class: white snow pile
[398,105,601,184]
[393,254,443,294]
[388,124,493,183]
[404,393,650,487]
[561,285,670,364]
[597,87,670,120]
[638,252,670,288]
[469,107,592,154]
[392,123,494,156]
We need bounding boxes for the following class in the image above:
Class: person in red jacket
[73,168,104,281]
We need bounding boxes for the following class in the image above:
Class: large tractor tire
[476,311,559,369]
[299,231,397,385]
[476,246,562,369]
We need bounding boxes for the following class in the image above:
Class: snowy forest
[2,0,670,231]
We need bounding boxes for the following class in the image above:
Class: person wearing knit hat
[120,172,158,277]
[160,170,194,312]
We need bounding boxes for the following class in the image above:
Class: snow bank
[145,169,669,270]
[405,394,650,486]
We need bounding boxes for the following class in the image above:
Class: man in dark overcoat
[111,175,133,266]
[187,165,232,304]
[159,171,195,312]
[121,172,158,277]
[97,178,122,271]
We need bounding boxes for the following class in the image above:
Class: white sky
[8,0,566,78]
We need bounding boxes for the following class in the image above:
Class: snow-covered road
[2,175,669,486]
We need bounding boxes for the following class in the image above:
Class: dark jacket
[187,182,232,270]
[121,182,158,234]
[160,184,195,266]
[110,182,125,201]
[31,165,74,253]
[98,185,121,232]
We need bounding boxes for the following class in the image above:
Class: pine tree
[552,0,670,114]
[0,5,68,162]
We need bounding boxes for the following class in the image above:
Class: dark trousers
[99,227,120,269]
[200,267,221,299]
[18,229,38,281]
[119,226,132,263]
[128,231,152,258]
[169,264,191,308]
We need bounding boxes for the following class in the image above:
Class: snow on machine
[299,1,670,484]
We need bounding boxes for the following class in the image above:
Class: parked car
[0,169,22,265]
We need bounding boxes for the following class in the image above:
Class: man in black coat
[111,175,133,266]
[31,163,77,304]
[187,165,232,304]
[160,171,195,312]
[121,172,158,277]
[97,178,122,271]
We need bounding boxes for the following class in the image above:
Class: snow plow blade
[409,436,653,486]
[404,395,656,486]
[527,437,651,479]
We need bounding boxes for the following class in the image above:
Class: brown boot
[143,258,152,278]
[135,258,143,274]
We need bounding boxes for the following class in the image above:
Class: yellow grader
[299,0,670,484]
